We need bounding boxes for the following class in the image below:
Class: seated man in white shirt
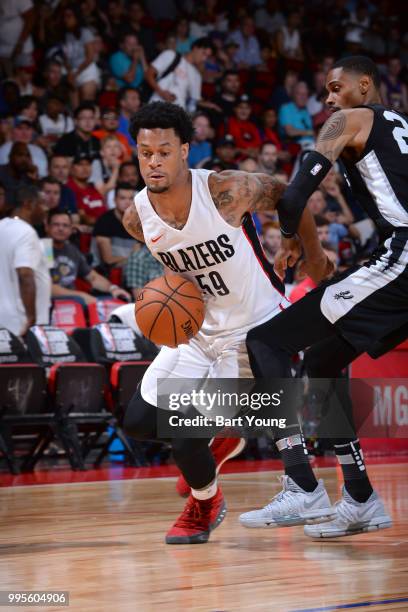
[0,184,51,336]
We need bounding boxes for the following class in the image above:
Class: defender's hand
[274,236,302,280]
[298,256,335,283]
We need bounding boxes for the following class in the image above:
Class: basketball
[135,274,205,347]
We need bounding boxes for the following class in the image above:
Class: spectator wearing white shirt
[39,95,74,141]
[0,184,51,336]
[0,0,35,76]
[145,38,213,112]
[229,17,262,68]
[276,11,304,61]
[0,116,48,178]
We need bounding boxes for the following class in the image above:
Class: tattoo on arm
[316,110,348,163]
[123,206,144,242]
[250,174,287,212]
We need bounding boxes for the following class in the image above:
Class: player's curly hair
[130,102,194,144]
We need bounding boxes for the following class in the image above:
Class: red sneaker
[175,438,246,497]
[166,487,226,544]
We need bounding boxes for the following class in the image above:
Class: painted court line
[291,596,408,611]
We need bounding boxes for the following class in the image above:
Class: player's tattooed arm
[316,109,370,162]
[209,171,286,226]
[123,205,145,242]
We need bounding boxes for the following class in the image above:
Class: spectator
[67,154,106,226]
[38,95,74,150]
[307,189,326,216]
[109,33,147,90]
[0,116,48,177]
[257,142,278,175]
[261,221,281,265]
[49,155,77,215]
[314,214,331,243]
[321,169,354,226]
[105,0,126,46]
[307,71,332,129]
[255,0,285,35]
[175,18,194,54]
[54,102,100,161]
[213,70,241,118]
[125,245,163,300]
[268,70,299,111]
[92,107,132,160]
[0,184,50,336]
[188,113,212,168]
[39,175,79,223]
[380,57,408,113]
[47,209,130,304]
[125,1,157,61]
[12,65,36,96]
[91,135,123,197]
[117,87,142,147]
[38,61,72,108]
[228,17,262,68]
[92,182,139,269]
[276,10,304,61]
[0,0,35,76]
[146,37,213,111]
[0,142,37,205]
[106,160,141,209]
[214,135,238,170]
[61,4,100,102]
[0,181,11,219]
[238,157,259,173]
[226,95,262,156]
[278,82,314,148]
[18,95,39,125]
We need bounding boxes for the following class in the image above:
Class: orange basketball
[135,274,205,347]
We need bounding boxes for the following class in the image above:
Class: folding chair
[51,299,87,334]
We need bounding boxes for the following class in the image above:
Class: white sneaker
[239,476,335,528]
[304,487,392,538]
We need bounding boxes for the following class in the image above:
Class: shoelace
[174,497,213,529]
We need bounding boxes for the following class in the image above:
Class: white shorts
[141,304,284,407]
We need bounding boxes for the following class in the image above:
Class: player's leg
[124,341,226,544]
[303,334,392,538]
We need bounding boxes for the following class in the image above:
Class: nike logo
[303,493,326,509]
[151,235,163,243]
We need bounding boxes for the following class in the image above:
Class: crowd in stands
[0,0,406,346]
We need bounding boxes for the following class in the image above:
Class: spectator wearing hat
[54,102,100,161]
[0,184,50,336]
[47,209,130,305]
[0,116,48,177]
[0,142,37,206]
[93,107,132,159]
[109,32,147,90]
[188,113,213,169]
[67,154,106,226]
[214,135,238,170]
[225,95,262,156]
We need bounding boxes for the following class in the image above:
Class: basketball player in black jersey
[240,56,405,537]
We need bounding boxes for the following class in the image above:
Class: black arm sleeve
[277,151,332,238]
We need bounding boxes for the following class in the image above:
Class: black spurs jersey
[341,104,408,239]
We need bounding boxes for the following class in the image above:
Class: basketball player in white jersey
[122,102,334,544]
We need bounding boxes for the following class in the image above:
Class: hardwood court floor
[1,461,407,612]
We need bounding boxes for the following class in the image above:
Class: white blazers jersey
[134,169,288,336]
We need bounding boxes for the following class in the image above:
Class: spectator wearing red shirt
[225,95,262,157]
[67,154,106,226]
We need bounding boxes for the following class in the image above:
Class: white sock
[191,479,217,500]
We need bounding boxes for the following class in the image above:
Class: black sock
[334,438,373,503]
[276,428,318,492]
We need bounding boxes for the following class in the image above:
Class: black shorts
[316,227,408,352]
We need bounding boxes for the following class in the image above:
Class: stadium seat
[51,299,87,334]
[88,298,126,326]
